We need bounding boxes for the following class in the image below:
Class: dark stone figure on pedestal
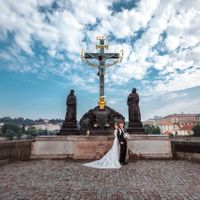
[58,89,79,135]
[128,88,141,122]
[127,88,146,134]
[65,89,77,124]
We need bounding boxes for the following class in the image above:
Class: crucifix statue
[81,35,123,109]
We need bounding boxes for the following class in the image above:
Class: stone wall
[31,135,172,160]
[171,140,200,162]
[31,135,114,160]
[0,140,32,165]
[2,137,200,164]
[128,135,172,159]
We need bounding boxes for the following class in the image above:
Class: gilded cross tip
[96,35,107,40]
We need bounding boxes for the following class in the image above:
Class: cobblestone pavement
[0,160,200,200]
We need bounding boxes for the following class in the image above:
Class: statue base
[58,122,80,135]
[31,135,172,160]
[127,121,146,134]
[81,128,114,136]
[79,105,125,135]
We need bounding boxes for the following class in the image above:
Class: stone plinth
[73,136,113,159]
[128,135,172,159]
[87,129,114,136]
[31,135,114,160]
[31,134,172,160]
[31,136,75,159]
[79,106,124,135]
[58,122,79,135]
[127,121,146,134]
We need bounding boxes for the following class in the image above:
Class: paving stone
[0,160,200,199]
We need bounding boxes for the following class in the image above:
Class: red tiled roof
[163,131,173,135]
[164,114,198,118]
[159,122,173,125]
[179,125,193,130]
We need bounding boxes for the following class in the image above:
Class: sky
[0,0,200,121]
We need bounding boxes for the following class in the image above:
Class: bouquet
[124,132,130,139]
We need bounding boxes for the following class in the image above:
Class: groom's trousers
[119,140,127,163]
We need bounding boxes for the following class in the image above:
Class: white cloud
[154,98,200,117]
[154,68,200,93]
[98,0,161,38]
[70,74,98,93]
[0,0,199,96]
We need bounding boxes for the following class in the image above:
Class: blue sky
[0,0,200,121]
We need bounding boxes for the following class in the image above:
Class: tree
[192,125,200,136]
[22,123,25,134]
[26,127,38,137]
[144,124,161,134]
[1,123,19,133]
[1,123,21,140]
[5,129,16,140]
[25,127,47,137]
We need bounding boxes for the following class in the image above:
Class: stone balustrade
[31,135,172,160]
[0,140,32,165]
[0,137,200,164]
[171,139,200,162]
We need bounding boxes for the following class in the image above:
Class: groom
[117,120,128,165]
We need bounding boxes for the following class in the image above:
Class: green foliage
[144,124,161,135]
[192,125,200,136]
[22,123,25,134]
[0,117,63,126]
[25,127,48,137]
[1,123,19,134]
[5,129,16,140]
[168,133,174,138]
[1,123,22,140]
[49,119,63,124]
[0,117,35,126]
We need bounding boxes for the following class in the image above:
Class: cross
[81,36,123,109]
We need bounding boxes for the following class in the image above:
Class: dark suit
[117,128,127,163]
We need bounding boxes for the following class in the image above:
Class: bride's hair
[117,120,124,127]
[114,123,118,129]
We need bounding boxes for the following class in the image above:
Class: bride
[82,124,122,169]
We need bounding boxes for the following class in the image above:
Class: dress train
[82,131,121,169]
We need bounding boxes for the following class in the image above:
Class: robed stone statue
[127,87,145,134]
[127,88,141,122]
[58,89,79,135]
[65,89,77,124]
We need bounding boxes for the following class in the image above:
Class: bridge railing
[171,139,200,162]
[0,140,32,165]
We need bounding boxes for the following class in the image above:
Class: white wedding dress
[82,130,121,169]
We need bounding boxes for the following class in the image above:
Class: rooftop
[164,113,199,118]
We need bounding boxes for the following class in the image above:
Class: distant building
[159,122,193,136]
[27,123,61,132]
[43,119,49,124]
[160,113,200,126]
[143,116,163,126]
[159,122,175,134]
[144,113,200,136]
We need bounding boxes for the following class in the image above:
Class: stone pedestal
[79,105,124,135]
[128,135,172,159]
[89,128,114,135]
[31,134,172,160]
[127,121,146,134]
[31,135,114,160]
[58,122,79,135]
